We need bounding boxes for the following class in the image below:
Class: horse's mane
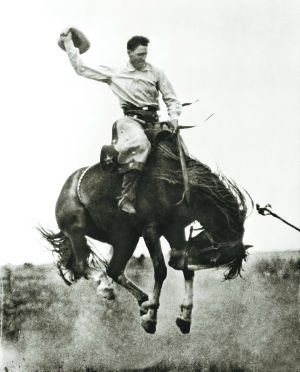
[150,138,252,233]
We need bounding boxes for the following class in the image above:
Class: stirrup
[118,196,136,214]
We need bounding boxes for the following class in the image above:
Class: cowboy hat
[58,27,90,54]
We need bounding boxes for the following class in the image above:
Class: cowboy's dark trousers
[118,169,142,213]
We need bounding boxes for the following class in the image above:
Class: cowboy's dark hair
[127,36,150,51]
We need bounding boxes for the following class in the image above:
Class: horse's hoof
[141,314,157,334]
[140,308,147,316]
[139,300,150,316]
[97,286,115,300]
[176,317,191,334]
[138,294,149,307]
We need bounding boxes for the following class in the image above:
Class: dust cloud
[2,252,300,371]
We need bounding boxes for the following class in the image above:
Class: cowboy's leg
[118,169,142,213]
[112,117,151,213]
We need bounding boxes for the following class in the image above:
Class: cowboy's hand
[60,28,72,42]
[170,119,179,134]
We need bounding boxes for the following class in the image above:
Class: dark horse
[39,117,251,334]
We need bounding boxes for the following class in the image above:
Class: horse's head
[187,229,252,279]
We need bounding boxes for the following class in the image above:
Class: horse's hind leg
[141,223,167,334]
[85,266,115,300]
[61,232,115,299]
[65,231,91,278]
[164,225,194,333]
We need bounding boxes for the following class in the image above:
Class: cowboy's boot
[118,170,141,214]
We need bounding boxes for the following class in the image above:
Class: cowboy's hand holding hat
[60,27,72,42]
[58,27,90,54]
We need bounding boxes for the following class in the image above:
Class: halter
[184,225,242,270]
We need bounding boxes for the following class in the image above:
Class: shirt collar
[126,61,150,72]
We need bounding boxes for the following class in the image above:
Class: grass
[1,251,299,371]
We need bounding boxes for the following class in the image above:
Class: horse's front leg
[116,272,149,306]
[141,223,167,334]
[176,269,194,334]
[106,234,149,306]
[164,225,194,333]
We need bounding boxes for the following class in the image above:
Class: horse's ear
[244,244,253,250]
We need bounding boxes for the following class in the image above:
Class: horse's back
[55,167,88,228]
[76,163,120,206]
[74,163,142,235]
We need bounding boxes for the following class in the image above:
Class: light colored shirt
[64,40,182,120]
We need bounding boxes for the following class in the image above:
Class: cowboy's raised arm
[60,30,111,83]
[156,69,182,126]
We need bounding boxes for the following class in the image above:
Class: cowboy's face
[128,45,148,70]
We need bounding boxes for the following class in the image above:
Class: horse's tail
[37,226,75,285]
[37,225,109,285]
[37,226,67,252]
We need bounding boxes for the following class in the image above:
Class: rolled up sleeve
[64,40,111,83]
[157,69,182,120]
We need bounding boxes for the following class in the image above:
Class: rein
[184,225,242,270]
[176,111,215,208]
[177,133,191,206]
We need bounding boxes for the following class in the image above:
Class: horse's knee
[154,264,167,283]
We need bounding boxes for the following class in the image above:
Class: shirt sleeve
[64,39,112,83]
[156,68,182,120]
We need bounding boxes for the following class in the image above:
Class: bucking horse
[39,116,252,334]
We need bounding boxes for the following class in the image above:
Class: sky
[1,0,300,264]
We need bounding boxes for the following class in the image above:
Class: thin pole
[256,204,300,232]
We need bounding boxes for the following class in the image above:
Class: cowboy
[59,28,182,213]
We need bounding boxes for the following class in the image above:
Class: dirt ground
[1,251,299,371]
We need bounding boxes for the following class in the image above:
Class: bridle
[184,226,242,270]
